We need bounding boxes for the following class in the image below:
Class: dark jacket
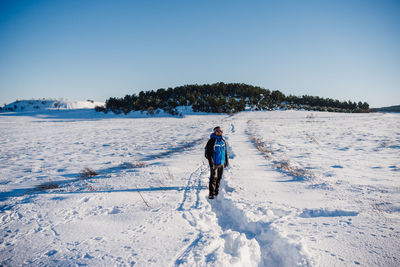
[205,134,229,168]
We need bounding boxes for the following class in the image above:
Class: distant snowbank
[0,104,215,120]
[1,99,105,112]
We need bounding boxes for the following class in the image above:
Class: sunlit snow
[1,108,399,266]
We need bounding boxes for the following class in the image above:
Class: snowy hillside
[0,110,399,266]
[1,99,105,112]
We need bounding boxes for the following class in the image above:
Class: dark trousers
[209,165,224,196]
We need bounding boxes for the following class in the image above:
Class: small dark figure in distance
[205,126,229,199]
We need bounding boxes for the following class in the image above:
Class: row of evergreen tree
[97,82,369,115]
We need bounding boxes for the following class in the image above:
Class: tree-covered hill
[98,82,369,115]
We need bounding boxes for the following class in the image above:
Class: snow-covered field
[0,110,399,266]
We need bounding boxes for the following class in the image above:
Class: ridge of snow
[1,99,105,112]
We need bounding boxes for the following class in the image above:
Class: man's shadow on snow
[0,184,207,213]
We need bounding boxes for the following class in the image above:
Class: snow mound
[221,230,261,265]
[1,99,105,112]
[212,191,311,266]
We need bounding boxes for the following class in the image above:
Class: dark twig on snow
[135,185,151,208]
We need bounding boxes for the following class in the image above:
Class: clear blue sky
[0,0,399,108]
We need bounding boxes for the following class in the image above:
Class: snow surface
[0,110,399,266]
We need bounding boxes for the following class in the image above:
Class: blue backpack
[213,136,226,165]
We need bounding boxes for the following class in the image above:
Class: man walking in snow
[205,126,229,199]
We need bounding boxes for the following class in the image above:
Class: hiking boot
[208,195,214,199]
